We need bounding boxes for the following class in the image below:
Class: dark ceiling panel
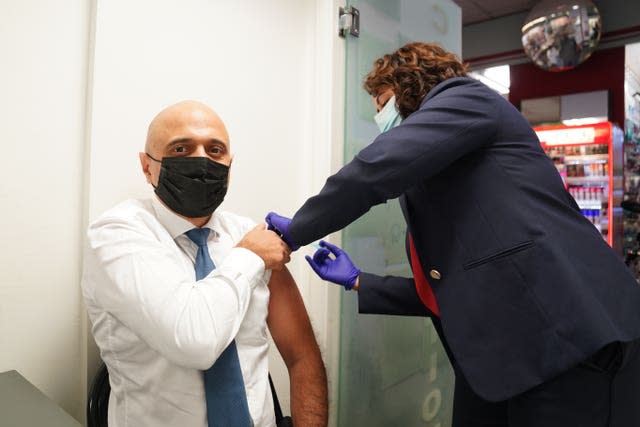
[452,0,539,26]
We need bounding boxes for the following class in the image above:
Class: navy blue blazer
[289,77,640,401]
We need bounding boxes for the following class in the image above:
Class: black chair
[87,363,110,427]
[87,364,292,426]
[269,374,294,427]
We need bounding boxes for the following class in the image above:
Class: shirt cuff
[217,247,266,290]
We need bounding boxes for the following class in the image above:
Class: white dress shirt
[82,196,275,427]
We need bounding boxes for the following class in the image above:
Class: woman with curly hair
[266,42,640,426]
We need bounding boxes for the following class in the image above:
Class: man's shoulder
[89,198,157,230]
[213,210,257,236]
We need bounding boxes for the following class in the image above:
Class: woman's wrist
[353,276,360,291]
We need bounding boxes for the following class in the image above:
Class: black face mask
[147,154,229,218]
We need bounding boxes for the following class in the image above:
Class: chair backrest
[87,363,110,427]
[269,374,293,427]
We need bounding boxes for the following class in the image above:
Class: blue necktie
[185,228,252,427]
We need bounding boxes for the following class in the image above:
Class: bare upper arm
[266,267,320,367]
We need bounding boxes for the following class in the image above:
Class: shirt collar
[151,195,219,239]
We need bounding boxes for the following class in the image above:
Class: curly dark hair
[363,42,468,118]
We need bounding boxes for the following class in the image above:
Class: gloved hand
[265,212,300,251]
[305,240,360,290]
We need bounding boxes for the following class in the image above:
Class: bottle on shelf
[568,185,606,232]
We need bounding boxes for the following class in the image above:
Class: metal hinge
[338,6,360,38]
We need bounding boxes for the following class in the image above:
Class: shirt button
[429,269,441,280]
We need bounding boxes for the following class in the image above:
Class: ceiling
[452,2,640,103]
[452,1,640,89]
[452,0,539,26]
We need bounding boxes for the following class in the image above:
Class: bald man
[82,101,328,427]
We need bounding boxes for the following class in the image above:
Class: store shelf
[565,176,609,183]
[576,200,605,209]
[563,154,609,163]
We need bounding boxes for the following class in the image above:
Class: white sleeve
[84,215,265,370]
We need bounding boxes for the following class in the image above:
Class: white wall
[0,0,90,420]
[2,0,343,423]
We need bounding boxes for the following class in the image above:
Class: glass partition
[338,1,461,425]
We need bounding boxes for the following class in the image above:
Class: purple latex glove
[265,211,300,251]
[305,240,360,290]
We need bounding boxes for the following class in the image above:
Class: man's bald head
[145,100,230,156]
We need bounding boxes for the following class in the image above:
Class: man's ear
[139,152,152,184]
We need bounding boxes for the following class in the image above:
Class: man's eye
[209,146,223,154]
[174,146,186,153]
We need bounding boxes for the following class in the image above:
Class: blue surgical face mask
[374,95,402,133]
